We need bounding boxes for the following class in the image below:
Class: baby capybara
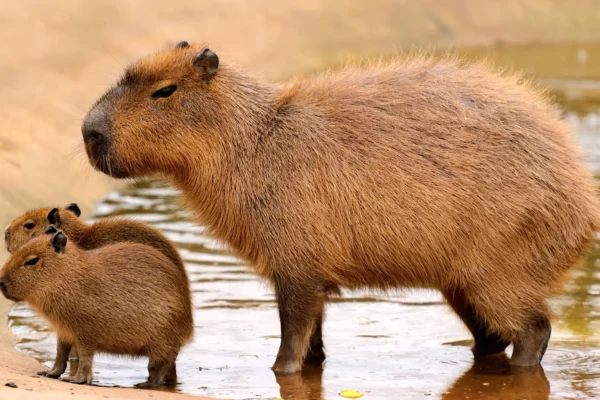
[5,203,183,271]
[0,229,193,386]
[4,203,189,370]
[81,41,599,373]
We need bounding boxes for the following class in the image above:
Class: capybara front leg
[68,346,79,377]
[165,362,178,386]
[62,343,93,385]
[38,337,72,378]
[511,314,552,367]
[272,276,325,374]
[444,288,510,356]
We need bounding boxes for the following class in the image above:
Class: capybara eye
[23,223,35,230]
[152,85,177,99]
[24,257,39,266]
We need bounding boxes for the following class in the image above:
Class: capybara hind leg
[62,344,93,385]
[511,314,552,367]
[38,338,72,378]
[272,276,325,374]
[443,289,510,356]
[305,309,326,363]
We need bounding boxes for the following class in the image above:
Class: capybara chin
[0,230,193,387]
[82,41,600,373]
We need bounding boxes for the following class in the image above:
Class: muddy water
[8,45,600,399]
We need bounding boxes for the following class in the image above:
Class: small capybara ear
[193,48,219,82]
[51,232,67,254]
[47,208,61,227]
[176,41,189,49]
[65,203,81,217]
[44,225,58,235]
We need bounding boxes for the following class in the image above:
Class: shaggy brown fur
[82,42,600,373]
[0,231,193,387]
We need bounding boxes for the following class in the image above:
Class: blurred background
[2,1,600,399]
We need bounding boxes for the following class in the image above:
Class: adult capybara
[81,41,599,373]
[0,229,193,387]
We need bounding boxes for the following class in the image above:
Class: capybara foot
[37,369,63,379]
[510,318,552,367]
[472,332,511,357]
[62,373,92,385]
[135,381,161,388]
[304,345,326,363]
[272,358,303,375]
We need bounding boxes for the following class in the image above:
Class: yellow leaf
[339,389,364,398]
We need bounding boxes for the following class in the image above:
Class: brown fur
[82,43,600,373]
[5,205,184,271]
[0,232,193,386]
[4,205,189,375]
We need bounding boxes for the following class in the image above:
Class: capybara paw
[272,359,302,375]
[62,374,92,385]
[37,369,63,379]
[304,347,326,363]
[135,381,161,388]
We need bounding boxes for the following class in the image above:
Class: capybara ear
[176,41,189,49]
[47,208,61,228]
[51,232,67,254]
[65,203,81,217]
[44,225,58,235]
[193,48,219,82]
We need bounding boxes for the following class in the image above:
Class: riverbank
[1,0,599,398]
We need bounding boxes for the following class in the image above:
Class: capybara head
[0,229,68,302]
[81,41,237,179]
[5,203,81,253]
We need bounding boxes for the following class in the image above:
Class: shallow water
[8,45,600,399]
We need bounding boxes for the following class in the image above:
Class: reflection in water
[8,47,600,399]
[442,354,550,400]
[276,363,325,400]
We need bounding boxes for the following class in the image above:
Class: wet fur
[83,44,600,372]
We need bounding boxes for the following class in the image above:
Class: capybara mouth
[86,151,132,179]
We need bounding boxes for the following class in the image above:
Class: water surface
[8,45,600,399]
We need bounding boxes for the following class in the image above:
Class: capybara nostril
[0,280,6,293]
[4,228,9,245]
[81,107,110,146]
[83,129,104,143]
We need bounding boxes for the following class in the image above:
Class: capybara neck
[172,70,279,262]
